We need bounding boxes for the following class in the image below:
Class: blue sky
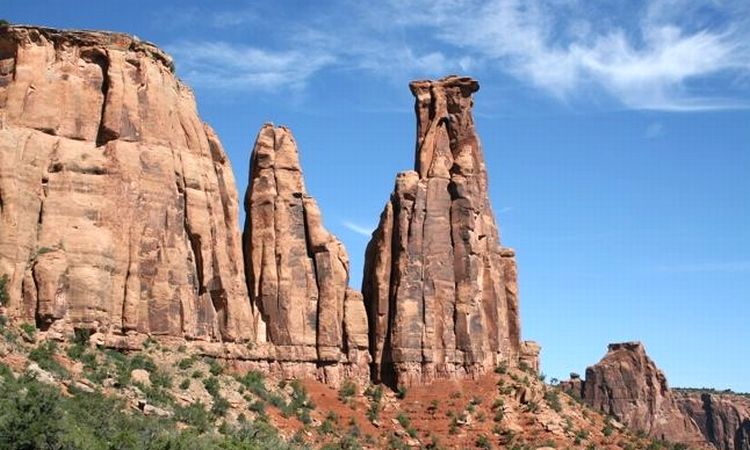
[4,0,749,392]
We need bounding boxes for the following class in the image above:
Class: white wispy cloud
[342,221,374,237]
[164,0,750,110]
[166,42,335,91]
[397,0,750,111]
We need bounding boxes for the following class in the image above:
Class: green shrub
[211,396,230,417]
[29,341,68,377]
[208,358,223,376]
[151,370,173,389]
[72,328,91,345]
[364,385,384,422]
[339,379,357,403]
[177,357,195,370]
[544,389,563,412]
[0,274,9,306]
[203,376,220,396]
[396,386,407,399]
[20,322,36,339]
[179,379,190,390]
[319,411,338,435]
[175,402,211,433]
[476,434,492,449]
[237,370,267,398]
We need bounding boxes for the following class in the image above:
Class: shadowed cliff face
[0,25,252,342]
[362,76,525,387]
[677,391,750,450]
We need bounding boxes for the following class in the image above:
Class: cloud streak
[342,221,374,237]
[165,0,750,110]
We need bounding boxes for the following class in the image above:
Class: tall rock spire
[363,76,524,387]
[242,124,369,384]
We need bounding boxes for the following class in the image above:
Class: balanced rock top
[0,25,252,341]
[363,75,524,387]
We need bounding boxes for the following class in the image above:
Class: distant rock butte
[569,342,706,445]
[362,75,533,387]
[0,25,253,342]
[241,124,369,383]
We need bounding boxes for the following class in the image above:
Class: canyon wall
[0,26,253,342]
[677,392,750,450]
[362,76,526,387]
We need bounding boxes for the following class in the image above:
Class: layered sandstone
[242,124,369,383]
[677,391,750,450]
[581,342,705,444]
[362,76,523,387]
[0,26,253,341]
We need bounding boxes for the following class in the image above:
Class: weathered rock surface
[362,76,523,387]
[677,391,750,450]
[0,26,253,341]
[242,124,369,383]
[581,342,705,444]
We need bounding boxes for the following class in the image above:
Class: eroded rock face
[677,392,750,450]
[582,342,705,444]
[242,124,369,384]
[0,26,253,341]
[362,76,523,387]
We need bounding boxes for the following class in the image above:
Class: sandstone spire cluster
[0,27,533,388]
[362,76,528,387]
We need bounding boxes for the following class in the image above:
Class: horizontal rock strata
[362,76,523,387]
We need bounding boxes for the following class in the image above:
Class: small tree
[0,274,9,307]
[0,20,10,27]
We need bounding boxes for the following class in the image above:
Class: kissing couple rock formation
[0,25,537,387]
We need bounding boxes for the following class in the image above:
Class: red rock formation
[677,392,750,450]
[582,342,705,444]
[362,76,523,387]
[242,124,369,384]
[0,26,252,341]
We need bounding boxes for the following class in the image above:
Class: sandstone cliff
[362,76,525,387]
[578,342,706,444]
[677,391,750,450]
[0,26,253,341]
[242,124,369,383]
